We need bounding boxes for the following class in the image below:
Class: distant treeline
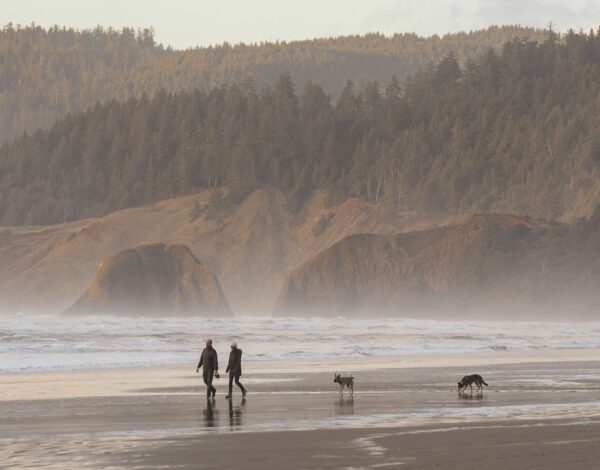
[2,31,600,226]
[0,24,548,145]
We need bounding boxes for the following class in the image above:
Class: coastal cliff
[274,213,600,318]
[66,243,232,316]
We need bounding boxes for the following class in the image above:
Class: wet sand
[110,419,600,469]
[3,351,600,468]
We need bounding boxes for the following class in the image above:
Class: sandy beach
[3,349,600,468]
[3,7,600,470]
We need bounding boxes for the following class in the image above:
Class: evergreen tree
[1,32,600,225]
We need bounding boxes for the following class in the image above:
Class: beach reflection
[458,392,484,402]
[201,398,246,431]
[203,400,219,429]
[334,397,354,416]
[229,398,246,429]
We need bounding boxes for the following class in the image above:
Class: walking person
[225,342,246,399]
[196,339,219,399]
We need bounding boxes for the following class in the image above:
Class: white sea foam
[2,313,600,374]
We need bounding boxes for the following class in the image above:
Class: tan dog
[334,374,354,397]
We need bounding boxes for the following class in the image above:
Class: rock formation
[65,243,232,316]
[274,213,600,319]
[0,188,435,315]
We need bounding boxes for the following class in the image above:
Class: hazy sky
[1,0,599,49]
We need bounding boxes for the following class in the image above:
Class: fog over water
[2,313,600,374]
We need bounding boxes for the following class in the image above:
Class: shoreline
[4,347,600,402]
[4,352,600,468]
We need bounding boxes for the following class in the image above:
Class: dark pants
[228,370,245,396]
[203,368,216,398]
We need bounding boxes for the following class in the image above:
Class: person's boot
[242,388,247,398]
[225,394,232,399]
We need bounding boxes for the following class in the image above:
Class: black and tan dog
[334,374,354,397]
[457,374,488,394]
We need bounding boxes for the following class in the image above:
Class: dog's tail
[482,380,489,386]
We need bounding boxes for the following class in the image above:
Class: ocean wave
[2,313,600,374]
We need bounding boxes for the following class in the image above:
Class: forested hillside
[0,24,546,144]
[2,31,600,226]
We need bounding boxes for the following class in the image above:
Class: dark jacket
[197,346,218,371]
[226,348,242,375]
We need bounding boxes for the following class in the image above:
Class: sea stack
[65,243,232,316]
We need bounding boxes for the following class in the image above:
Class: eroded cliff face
[65,243,232,316]
[0,189,443,315]
[274,214,600,319]
[3,196,599,319]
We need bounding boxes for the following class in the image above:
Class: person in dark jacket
[225,342,246,399]
[196,339,219,399]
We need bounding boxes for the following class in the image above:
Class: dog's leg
[339,384,343,396]
[350,384,353,398]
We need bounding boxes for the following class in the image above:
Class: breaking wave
[1,313,600,374]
